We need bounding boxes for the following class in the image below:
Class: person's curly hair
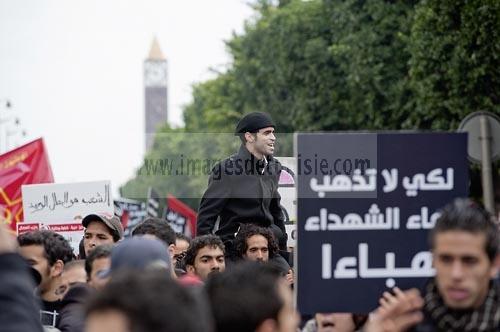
[234,224,278,259]
[184,235,225,267]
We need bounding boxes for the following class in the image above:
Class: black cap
[235,112,275,135]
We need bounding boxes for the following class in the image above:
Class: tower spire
[148,36,165,60]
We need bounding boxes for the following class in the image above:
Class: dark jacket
[0,253,44,332]
[57,283,92,332]
[197,145,287,251]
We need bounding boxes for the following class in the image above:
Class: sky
[0,0,254,196]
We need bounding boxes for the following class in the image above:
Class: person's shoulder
[270,156,283,167]
[213,154,238,170]
[207,155,239,181]
[268,156,284,176]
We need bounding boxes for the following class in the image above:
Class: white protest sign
[21,181,113,254]
[277,157,297,248]
[285,224,296,248]
[277,157,297,223]
[22,180,113,222]
[296,132,468,314]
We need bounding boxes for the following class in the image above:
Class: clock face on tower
[144,61,167,87]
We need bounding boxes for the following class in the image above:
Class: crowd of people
[1,113,499,331]
[0,197,499,331]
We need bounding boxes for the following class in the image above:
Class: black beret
[235,112,275,135]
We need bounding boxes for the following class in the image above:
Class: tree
[227,0,417,132]
[122,0,500,208]
[122,0,420,207]
[120,124,238,209]
[408,0,500,129]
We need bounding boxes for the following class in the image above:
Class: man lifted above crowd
[197,112,287,261]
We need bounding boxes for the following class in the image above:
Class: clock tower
[144,37,168,151]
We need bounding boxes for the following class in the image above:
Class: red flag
[120,210,130,231]
[0,138,54,230]
[166,194,197,237]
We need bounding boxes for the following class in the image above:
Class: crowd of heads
[1,197,498,331]
[85,270,212,332]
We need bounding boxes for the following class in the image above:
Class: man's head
[132,217,177,264]
[206,262,299,332]
[184,235,225,280]
[430,198,499,310]
[174,232,191,266]
[82,213,123,256]
[85,270,213,332]
[85,244,112,290]
[235,112,276,158]
[234,224,278,262]
[18,230,74,299]
[132,218,176,246]
[58,259,87,296]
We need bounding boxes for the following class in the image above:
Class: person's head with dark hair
[82,213,123,256]
[85,270,213,332]
[132,218,176,270]
[206,262,298,332]
[430,198,498,261]
[132,217,176,246]
[85,244,112,290]
[62,260,86,282]
[176,232,191,243]
[184,235,225,280]
[57,259,86,297]
[174,232,191,269]
[18,230,74,302]
[235,112,276,159]
[175,232,191,251]
[234,224,278,262]
[430,198,500,310]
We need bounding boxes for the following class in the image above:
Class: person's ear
[255,318,277,332]
[490,254,500,278]
[51,260,64,278]
[245,132,254,143]
[168,244,175,258]
[186,264,195,274]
